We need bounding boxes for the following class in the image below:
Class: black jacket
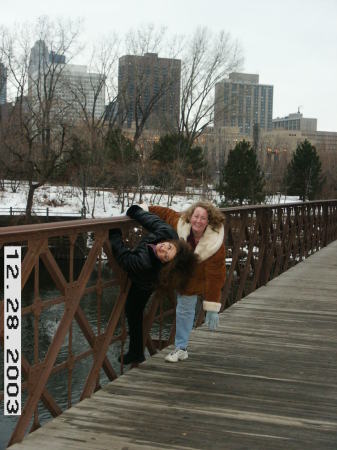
[109,205,178,291]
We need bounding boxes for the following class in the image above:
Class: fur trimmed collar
[177,218,224,262]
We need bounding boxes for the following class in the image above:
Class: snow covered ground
[0,182,301,219]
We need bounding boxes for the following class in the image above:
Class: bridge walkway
[10,241,337,450]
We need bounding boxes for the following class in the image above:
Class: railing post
[323,202,329,247]
[259,208,271,286]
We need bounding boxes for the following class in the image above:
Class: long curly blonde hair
[180,201,225,230]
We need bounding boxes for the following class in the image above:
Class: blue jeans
[175,294,198,349]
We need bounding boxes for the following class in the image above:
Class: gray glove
[205,311,219,331]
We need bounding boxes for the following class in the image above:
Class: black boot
[118,352,145,365]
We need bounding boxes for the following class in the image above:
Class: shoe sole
[165,355,188,363]
[119,357,145,365]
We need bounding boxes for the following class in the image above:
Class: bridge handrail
[1,200,337,447]
[0,207,83,217]
[1,198,336,239]
[0,216,131,242]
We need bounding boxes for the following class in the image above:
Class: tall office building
[29,40,49,72]
[0,62,7,105]
[28,40,105,121]
[214,72,274,136]
[118,53,181,131]
[49,51,66,65]
[54,64,106,120]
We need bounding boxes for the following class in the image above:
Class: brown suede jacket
[149,205,226,312]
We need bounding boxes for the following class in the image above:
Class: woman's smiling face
[190,206,208,236]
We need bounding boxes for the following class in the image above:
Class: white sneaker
[165,348,188,363]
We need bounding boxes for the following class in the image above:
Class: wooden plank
[10,241,337,450]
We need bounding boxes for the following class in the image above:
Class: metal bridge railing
[0,200,337,447]
[0,207,83,217]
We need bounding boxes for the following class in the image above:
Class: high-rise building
[118,53,181,131]
[28,40,105,121]
[49,51,66,65]
[0,62,7,105]
[54,64,106,120]
[29,40,49,72]
[214,72,274,136]
[273,111,317,132]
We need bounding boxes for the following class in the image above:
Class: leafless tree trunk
[179,27,243,146]
[65,36,121,216]
[118,25,182,146]
[0,17,82,220]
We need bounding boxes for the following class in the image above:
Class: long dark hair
[157,239,198,293]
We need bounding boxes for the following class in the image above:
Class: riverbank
[0,181,300,219]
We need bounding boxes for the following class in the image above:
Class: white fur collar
[177,218,224,261]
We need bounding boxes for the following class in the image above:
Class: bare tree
[116,25,243,200]
[63,36,121,216]
[104,127,140,212]
[319,149,337,199]
[0,17,82,219]
[0,59,6,107]
[67,36,121,129]
[179,27,243,147]
[258,133,291,199]
[118,25,182,145]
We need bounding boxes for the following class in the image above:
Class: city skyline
[1,0,337,132]
[2,39,331,137]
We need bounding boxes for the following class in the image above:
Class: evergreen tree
[285,139,325,201]
[150,133,205,177]
[105,128,139,163]
[217,140,265,205]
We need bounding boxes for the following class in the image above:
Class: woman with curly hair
[149,201,226,363]
[109,205,198,366]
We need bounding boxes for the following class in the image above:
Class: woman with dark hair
[109,205,198,366]
[149,201,226,363]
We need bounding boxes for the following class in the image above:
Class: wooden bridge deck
[11,241,337,450]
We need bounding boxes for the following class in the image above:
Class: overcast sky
[2,0,337,131]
